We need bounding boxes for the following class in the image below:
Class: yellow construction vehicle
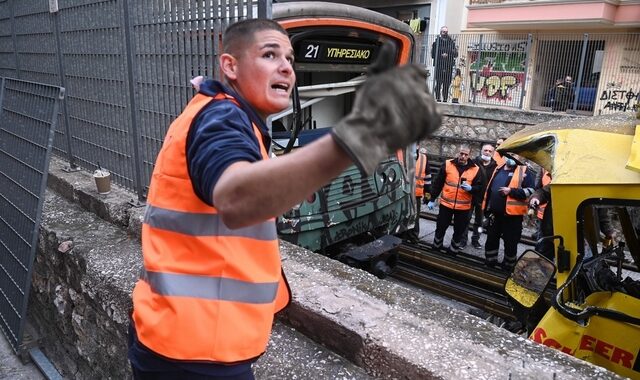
[502,112,640,379]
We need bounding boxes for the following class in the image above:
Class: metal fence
[0,78,64,353]
[0,0,637,201]
[417,32,640,114]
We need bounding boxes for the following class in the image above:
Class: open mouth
[272,83,290,92]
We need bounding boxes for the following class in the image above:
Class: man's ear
[220,53,238,81]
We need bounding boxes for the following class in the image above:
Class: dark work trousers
[460,202,483,246]
[484,213,523,268]
[471,202,484,244]
[432,204,471,254]
[131,367,254,380]
[434,69,453,102]
[406,196,422,242]
[128,322,255,380]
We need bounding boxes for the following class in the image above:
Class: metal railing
[417,32,640,115]
[0,0,637,201]
[0,78,64,353]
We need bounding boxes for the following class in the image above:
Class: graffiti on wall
[467,41,527,104]
[599,88,639,113]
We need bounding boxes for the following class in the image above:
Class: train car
[271,2,418,277]
[501,112,640,379]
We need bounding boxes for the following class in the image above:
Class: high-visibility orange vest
[537,169,552,219]
[493,150,505,167]
[414,152,428,197]
[132,92,291,363]
[440,159,479,210]
[483,164,529,215]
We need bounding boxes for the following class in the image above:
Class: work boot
[472,240,482,249]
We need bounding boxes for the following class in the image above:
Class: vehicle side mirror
[504,250,556,308]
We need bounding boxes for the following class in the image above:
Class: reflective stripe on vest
[440,160,479,211]
[414,152,428,197]
[132,92,291,364]
[141,269,278,303]
[144,204,277,240]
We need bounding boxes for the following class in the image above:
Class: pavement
[0,334,45,380]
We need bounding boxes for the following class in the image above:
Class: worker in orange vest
[493,137,506,167]
[483,156,535,269]
[128,18,442,379]
[406,147,431,243]
[427,145,482,255]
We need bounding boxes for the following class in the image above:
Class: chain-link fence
[0,0,637,201]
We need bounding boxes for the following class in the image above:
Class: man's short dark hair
[223,18,289,57]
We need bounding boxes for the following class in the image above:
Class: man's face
[225,30,295,118]
[481,145,495,157]
[457,148,470,164]
[440,27,448,37]
[565,76,572,84]
[496,138,504,147]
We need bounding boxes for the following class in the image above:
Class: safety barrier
[0,77,64,353]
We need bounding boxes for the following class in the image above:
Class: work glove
[460,183,472,192]
[427,201,436,210]
[331,45,441,175]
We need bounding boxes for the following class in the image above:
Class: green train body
[271,2,418,271]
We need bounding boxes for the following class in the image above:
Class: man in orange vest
[427,145,482,255]
[529,169,553,259]
[128,18,442,379]
[459,143,497,249]
[493,137,506,167]
[406,147,431,243]
[483,156,535,269]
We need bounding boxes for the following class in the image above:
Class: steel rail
[394,262,514,319]
[393,244,556,321]
[393,244,515,319]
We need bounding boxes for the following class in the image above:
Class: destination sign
[295,40,379,65]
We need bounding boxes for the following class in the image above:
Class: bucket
[93,169,111,195]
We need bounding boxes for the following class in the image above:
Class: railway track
[392,242,516,319]
[392,240,557,322]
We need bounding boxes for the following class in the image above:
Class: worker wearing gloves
[128,18,441,379]
[483,157,535,270]
[427,145,482,255]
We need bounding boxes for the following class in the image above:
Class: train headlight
[378,172,387,185]
[387,169,396,183]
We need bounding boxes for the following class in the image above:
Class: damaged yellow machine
[501,112,640,379]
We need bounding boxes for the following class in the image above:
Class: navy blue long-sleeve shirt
[485,165,535,214]
[187,79,271,206]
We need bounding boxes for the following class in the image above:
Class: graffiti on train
[599,88,639,113]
